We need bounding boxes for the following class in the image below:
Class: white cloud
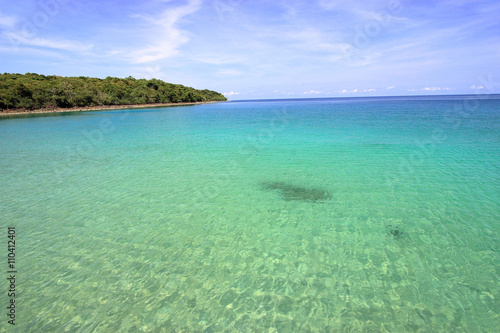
[470,84,484,90]
[386,85,395,90]
[339,88,359,93]
[363,88,376,92]
[303,90,323,95]
[130,0,202,63]
[422,87,450,91]
[223,91,240,96]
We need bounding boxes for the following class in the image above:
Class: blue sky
[1,0,499,100]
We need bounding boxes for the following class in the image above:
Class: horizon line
[227,93,500,102]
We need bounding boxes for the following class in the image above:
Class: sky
[0,0,499,100]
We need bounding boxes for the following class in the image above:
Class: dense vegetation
[0,73,226,110]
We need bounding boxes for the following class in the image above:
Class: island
[0,73,227,115]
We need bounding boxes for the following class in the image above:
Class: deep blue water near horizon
[0,96,498,332]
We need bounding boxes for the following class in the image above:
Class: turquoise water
[1,96,498,332]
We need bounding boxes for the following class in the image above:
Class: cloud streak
[129,0,202,63]
[3,31,93,53]
[0,9,93,55]
[0,11,17,28]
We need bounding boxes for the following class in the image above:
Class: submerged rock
[385,225,406,238]
[260,181,332,202]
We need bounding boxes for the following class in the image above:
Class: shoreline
[0,101,221,116]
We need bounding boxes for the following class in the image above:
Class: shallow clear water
[1,96,498,332]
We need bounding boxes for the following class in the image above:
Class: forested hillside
[0,73,227,110]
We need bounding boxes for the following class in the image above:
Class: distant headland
[0,73,227,115]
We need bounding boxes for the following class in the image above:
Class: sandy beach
[0,101,220,116]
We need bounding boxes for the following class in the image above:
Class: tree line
[0,73,227,110]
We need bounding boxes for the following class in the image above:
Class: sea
[0,95,498,332]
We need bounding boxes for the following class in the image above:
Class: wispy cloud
[0,45,68,60]
[0,9,92,56]
[129,0,202,63]
[3,31,93,53]
[224,91,240,96]
[0,11,17,28]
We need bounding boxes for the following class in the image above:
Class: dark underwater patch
[385,225,406,239]
[260,181,332,202]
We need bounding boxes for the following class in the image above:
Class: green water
[1,96,498,332]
